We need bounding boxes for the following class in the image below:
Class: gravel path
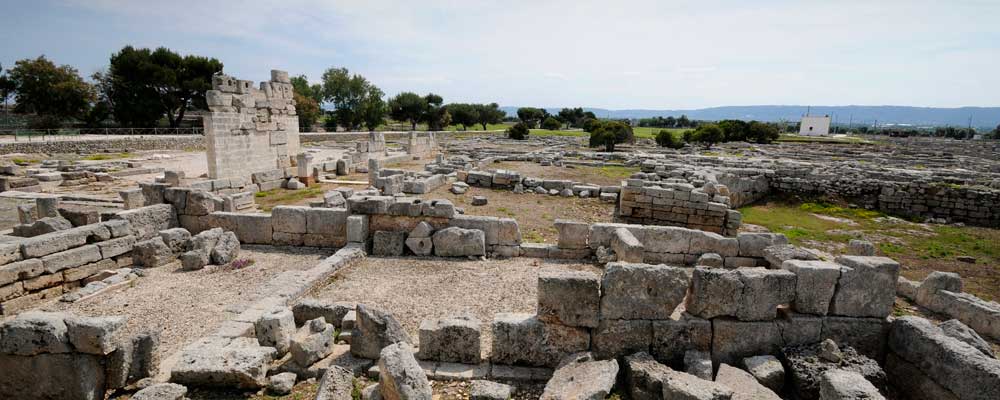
[306,256,600,356]
[35,245,334,360]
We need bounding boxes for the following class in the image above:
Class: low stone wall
[0,136,206,155]
[0,311,160,398]
[618,179,741,236]
[0,219,140,315]
[299,130,500,144]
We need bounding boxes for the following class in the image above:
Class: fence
[0,127,204,142]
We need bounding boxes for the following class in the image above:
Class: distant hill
[499,105,1000,128]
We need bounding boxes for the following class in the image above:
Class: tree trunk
[481,122,487,130]
[172,106,187,128]
[411,120,416,131]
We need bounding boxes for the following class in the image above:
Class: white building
[799,115,831,136]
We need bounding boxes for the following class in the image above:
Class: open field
[740,199,1000,302]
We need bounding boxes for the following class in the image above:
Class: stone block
[372,231,406,256]
[132,237,174,268]
[819,369,885,400]
[555,220,589,249]
[379,342,433,400]
[97,235,136,259]
[470,380,512,400]
[306,207,348,236]
[711,318,783,366]
[601,262,689,320]
[65,315,125,355]
[0,259,44,287]
[41,244,102,274]
[209,212,273,244]
[132,383,188,400]
[293,299,355,328]
[643,226,691,254]
[256,308,295,356]
[821,316,890,361]
[537,269,600,328]
[743,355,784,393]
[683,350,712,380]
[170,336,278,389]
[650,315,712,366]
[290,318,337,367]
[541,353,618,400]
[686,267,795,321]
[490,313,590,367]
[611,227,644,263]
[272,206,308,234]
[829,256,899,318]
[347,215,370,243]
[433,227,485,257]
[591,319,652,360]
[417,315,481,364]
[0,353,106,400]
[781,260,841,315]
[0,311,71,355]
[112,204,178,240]
[351,304,412,359]
[914,271,962,311]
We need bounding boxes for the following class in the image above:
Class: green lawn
[631,127,690,139]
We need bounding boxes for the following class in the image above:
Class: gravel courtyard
[306,256,601,357]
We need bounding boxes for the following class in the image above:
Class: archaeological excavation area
[0,71,998,400]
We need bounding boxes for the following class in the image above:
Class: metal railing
[0,127,204,142]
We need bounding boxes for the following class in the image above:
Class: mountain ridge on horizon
[499,105,1000,128]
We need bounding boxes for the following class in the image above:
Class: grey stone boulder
[684,350,713,381]
[472,196,488,206]
[537,269,600,328]
[131,383,188,400]
[490,313,590,367]
[170,336,278,389]
[623,352,673,400]
[737,233,788,258]
[914,271,962,311]
[290,317,336,367]
[351,304,412,359]
[417,315,481,364]
[363,383,383,400]
[405,237,433,256]
[819,369,885,400]
[470,380,512,400]
[316,365,355,400]
[158,228,191,255]
[267,372,297,395]
[847,239,877,256]
[210,231,240,265]
[373,231,406,256]
[541,352,619,400]
[432,227,485,257]
[601,262,689,320]
[65,314,125,355]
[939,319,994,357]
[662,366,735,399]
[379,342,433,400]
[781,260,841,315]
[0,311,72,355]
[190,227,223,252]
[180,249,210,271]
[255,308,296,356]
[133,237,175,267]
[762,244,818,268]
[829,256,899,318]
[714,363,780,400]
[742,355,784,393]
[410,221,434,238]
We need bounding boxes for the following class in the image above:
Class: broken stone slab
[379,342,433,400]
[715,364,781,400]
[180,249,210,271]
[255,308,295,356]
[737,233,788,258]
[267,372,296,395]
[696,252,724,268]
[540,352,619,400]
[316,365,355,400]
[819,369,885,400]
[470,380,512,400]
[762,244,818,268]
[170,336,278,389]
[432,227,485,257]
[939,319,994,357]
[684,350,713,381]
[211,231,240,265]
[601,262,689,320]
[131,383,188,400]
[293,299,356,328]
[742,355,784,393]
[888,316,1000,400]
[829,256,899,318]
[0,311,72,355]
[611,227,644,263]
[158,227,192,255]
[417,315,481,364]
[914,271,962,311]
[290,317,336,367]
[490,313,590,368]
[555,219,589,249]
[351,304,412,359]
[537,268,601,328]
[133,237,175,268]
[686,267,795,321]
[65,314,125,355]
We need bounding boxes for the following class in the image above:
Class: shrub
[655,130,684,149]
[690,124,725,148]
[541,116,562,130]
[507,122,529,140]
[588,120,633,152]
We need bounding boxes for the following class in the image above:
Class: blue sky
[2,0,998,109]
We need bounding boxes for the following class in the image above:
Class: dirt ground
[33,245,334,365]
[306,256,600,359]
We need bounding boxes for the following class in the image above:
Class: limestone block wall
[204,70,301,179]
[0,219,140,315]
[0,311,159,398]
[486,255,898,370]
[617,179,741,236]
[407,131,437,157]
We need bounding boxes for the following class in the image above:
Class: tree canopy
[507,122,529,140]
[447,103,478,130]
[321,67,385,131]
[290,75,323,105]
[516,107,546,128]
[104,46,222,127]
[359,86,386,131]
[388,92,427,130]
[587,120,634,152]
[541,116,562,130]
[8,56,95,127]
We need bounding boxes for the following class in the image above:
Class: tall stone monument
[203,70,301,179]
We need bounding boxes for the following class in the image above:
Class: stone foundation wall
[204,70,301,179]
[407,131,436,157]
[0,219,141,315]
[0,136,206,155]
[617,179,741,236]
